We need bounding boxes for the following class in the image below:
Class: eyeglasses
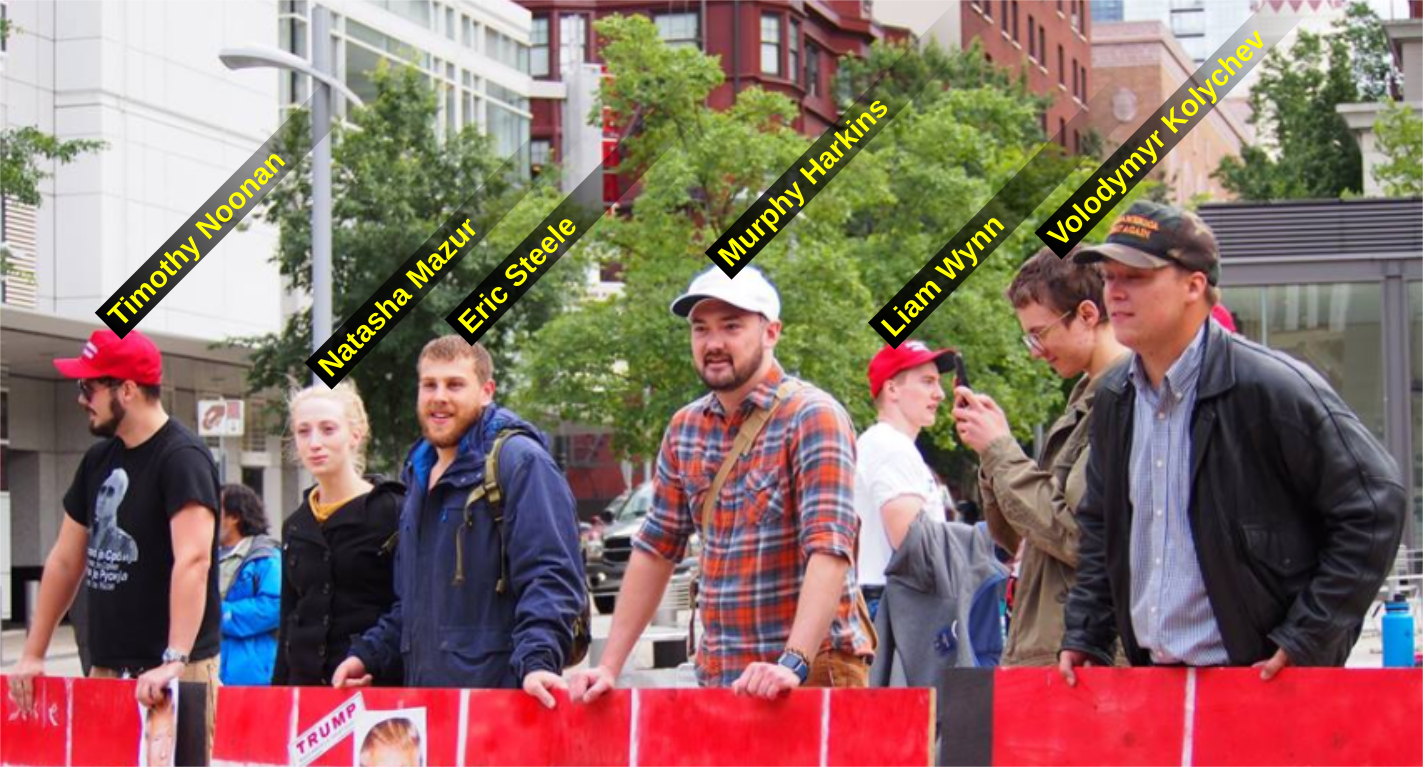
[1021,310,1076,354]
[77,377,121,401]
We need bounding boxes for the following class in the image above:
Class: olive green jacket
[978,369,1119,667]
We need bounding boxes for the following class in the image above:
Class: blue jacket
[220,536,281,685]
[351,404,585,688]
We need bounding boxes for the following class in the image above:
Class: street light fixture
[219,6,363,382]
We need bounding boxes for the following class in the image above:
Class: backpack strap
[452,428,529,589]
[698,379,806,539]
[690,379,805,655]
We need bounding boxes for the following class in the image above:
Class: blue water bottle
[1381,593,1415,668]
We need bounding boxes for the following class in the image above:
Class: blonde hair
[419,336,493,383]
[287,381,371,474]
[359,718,421,766]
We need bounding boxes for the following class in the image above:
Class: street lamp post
[220,5,363,383]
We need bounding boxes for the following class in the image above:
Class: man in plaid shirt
[569,266,874,699]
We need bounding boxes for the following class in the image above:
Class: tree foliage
[1214,2,1396,200]
[234,64,579,468]
[1373,101,1423,197]
[511,18,1144,486]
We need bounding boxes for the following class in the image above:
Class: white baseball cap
[670,265,781,322]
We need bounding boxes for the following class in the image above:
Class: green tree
[512,19,1115,488]
[1373,101,1423,197]
[1214,3,1396,200]
[234,63,579,468]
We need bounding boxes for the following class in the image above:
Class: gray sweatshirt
[869,511,1009,687]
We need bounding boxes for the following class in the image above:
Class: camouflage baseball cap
[1073,201,1220,285]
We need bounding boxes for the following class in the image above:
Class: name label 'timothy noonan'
[313,219,476,378]
[99,152,290,332]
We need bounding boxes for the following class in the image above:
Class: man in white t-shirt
[854,341,956,619]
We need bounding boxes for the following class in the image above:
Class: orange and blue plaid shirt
[633,365,874,686]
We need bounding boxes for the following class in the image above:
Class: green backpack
[451,427,593,668]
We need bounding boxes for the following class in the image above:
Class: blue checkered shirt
[1127,323,1230,666]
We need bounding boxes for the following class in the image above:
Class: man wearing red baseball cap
[856,340,1009,688]
[10,329,223,758]
[857,340,958,616]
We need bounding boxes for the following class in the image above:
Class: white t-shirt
[853,422,943,587]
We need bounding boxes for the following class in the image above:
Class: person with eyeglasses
[951,247,1128,667]
[9,329,223,759]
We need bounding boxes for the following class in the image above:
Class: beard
[89,398,127,438]
[419,405,482,449]
[697,345,764,392]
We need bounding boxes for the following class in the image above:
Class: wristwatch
[161,648,190,666]
[777,649,810,685]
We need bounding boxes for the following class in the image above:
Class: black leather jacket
[1063,319,1405,667]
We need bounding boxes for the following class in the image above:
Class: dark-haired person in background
[217,484,281,685]
[953,248,1129,667]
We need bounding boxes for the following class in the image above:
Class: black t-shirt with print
[63,418,222,669]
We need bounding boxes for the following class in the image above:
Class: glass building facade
[1203,198,1423,556]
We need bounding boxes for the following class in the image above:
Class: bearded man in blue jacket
[333,337,585,708]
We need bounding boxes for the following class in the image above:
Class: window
[560,14,587,71]
[531,17,549,76]
[1171,9,1206,37]
[789,19,800,84]
[655,12,700,50]
[279,7,309,104]
[1028,16,1036,58]
[530,139,551,178]
[1081,66,1088,98]
[805,41,821,96]
[485,27,527,71]
[1001,0,1009,33]
[1072,57,1078,97]
[1091,0,1123,22]
[1071,0,1080,31]
[1058,45,1065,85]
[1039,27,1046,67]
[1012,1,1019,41]
[445,6,454,40]
[761,14,781,75]
[462,15,474,48]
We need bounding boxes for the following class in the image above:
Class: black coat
[1063,319,1406,668]
[273,479,405,685]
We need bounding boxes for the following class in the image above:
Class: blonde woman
[272,383,405,686]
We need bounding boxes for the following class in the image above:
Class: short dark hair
[1006,247,1107,322]
[220,484,268,538]
[138,383,162,403]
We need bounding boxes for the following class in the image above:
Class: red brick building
[871,0,1092,150]
[962,0,1093,150]
[517,0,907,171]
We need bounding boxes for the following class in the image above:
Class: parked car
[585,481,699,614]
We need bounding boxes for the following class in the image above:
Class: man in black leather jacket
[1058,202,1405,682]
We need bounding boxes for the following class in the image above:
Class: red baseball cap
[867,340,955,398]
[53,329,163,385]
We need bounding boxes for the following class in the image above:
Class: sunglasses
[77,377,122,401]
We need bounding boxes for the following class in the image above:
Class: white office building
[0,0,537,623]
